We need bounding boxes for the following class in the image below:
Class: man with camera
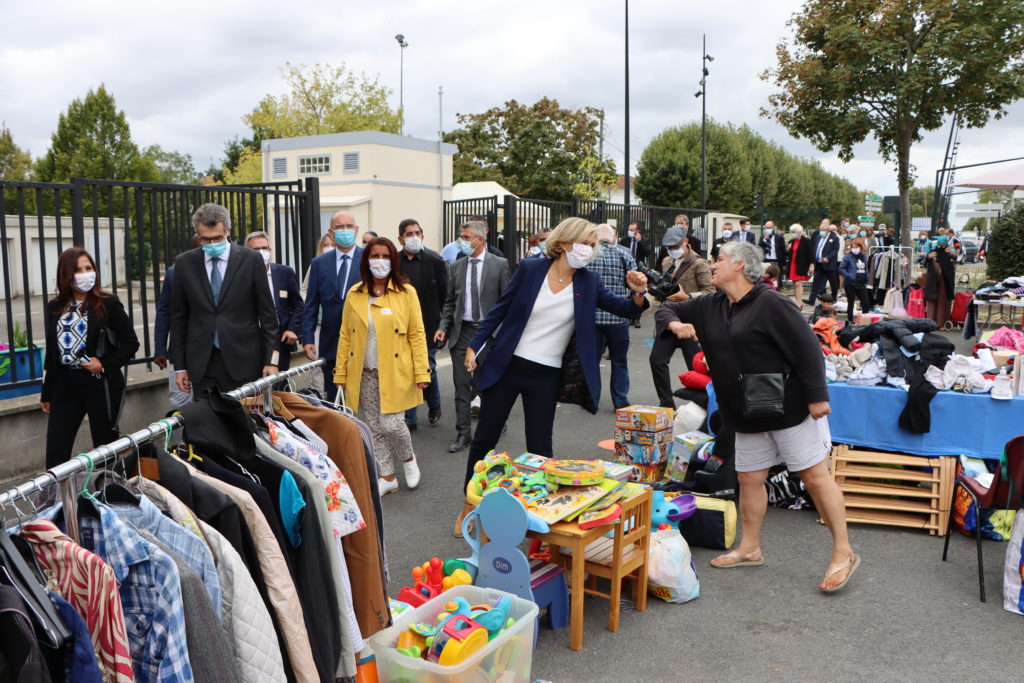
[649,226,715,408]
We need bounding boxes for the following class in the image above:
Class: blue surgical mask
[458,239,474,256]
[202,241,228,258]
[539,241,546,254]
[334,229,356,248]
[859,231,867,237]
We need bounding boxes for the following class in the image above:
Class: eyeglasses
[198,235,227,245]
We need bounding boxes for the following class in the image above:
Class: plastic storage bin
[370,585,537,683]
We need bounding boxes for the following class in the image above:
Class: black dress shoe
[802,298,814,306]
[428,406,442,425]
[448,434,471,453]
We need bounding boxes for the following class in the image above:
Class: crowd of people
[49,204,987,593]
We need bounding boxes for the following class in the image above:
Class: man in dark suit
[301,210,363,402]
[807,218,841,306]
[245,231,303,372]
[758,220,788,283]
[171,203,279,395]
[737,219,757,244]
[397,218,448,429]
[436,220,510,453]
[619,221,650,267]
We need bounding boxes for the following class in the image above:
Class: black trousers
[843,282,872,321]
[464,356,561,486]
[192,348,246,396]
[649,331,700,408]
[45,369,123,469]
[809,267,839,303]
[320,357,338,402]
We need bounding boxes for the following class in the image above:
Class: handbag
[739,372,787,418]
[677,493,737,550]
[94,324,118,358]
[557,334,595,412]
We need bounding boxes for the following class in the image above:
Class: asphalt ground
[383,312,1020,682]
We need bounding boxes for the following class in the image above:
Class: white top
[364,297,378,369]
[463,250,486,323]
[514,277,575,368]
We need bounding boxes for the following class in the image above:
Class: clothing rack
[0,359,325,509]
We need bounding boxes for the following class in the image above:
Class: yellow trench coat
[334,281,430,413]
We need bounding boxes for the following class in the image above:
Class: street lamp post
[624,0,630,206]
[395,34,408,134]
[693,35,714,211]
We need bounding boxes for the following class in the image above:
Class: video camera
[636,264,679,301]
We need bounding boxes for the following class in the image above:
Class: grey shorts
[734,413,832,473]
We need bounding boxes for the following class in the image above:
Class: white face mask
[565,243,594,269]
[851,247,861,255]
[722,230,733,239]
[529,245,541,255]
[667,247,685,260]
[322,246,336,255]
[368,259,391,279]
[258,249,271,265]
[73,271,96,293]
[403,236,423,253]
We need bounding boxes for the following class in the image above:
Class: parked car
[960,239,981,264]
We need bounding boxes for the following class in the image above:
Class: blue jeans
[595,323,631,409]
[405,345,440,425]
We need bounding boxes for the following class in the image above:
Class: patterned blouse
[57,300,88,366]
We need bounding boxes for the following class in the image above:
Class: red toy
[396,559,444,607]
[679,352,712,391]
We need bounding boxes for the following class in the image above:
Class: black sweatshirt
[654,283,829,433]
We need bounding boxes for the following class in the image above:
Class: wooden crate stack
[829,444,956,536]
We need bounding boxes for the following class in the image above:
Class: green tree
[141,145,198,185]
[763,0,1024,246]
[572,156,619,200]
[244,62,401,140]
[979,189,1016,210]
[36,85,156,183]
[222,148,262,185]
[0,123,32,181]
[443,98,615,202]
[985,202,1024,281]
[635,120,751,212]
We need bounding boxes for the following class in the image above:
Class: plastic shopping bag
[647,526,700,604]
[1003,509,1024,616]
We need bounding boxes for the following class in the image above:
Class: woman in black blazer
[40,247,139,468]
[787,224,813,305]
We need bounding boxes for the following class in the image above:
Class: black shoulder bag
[94,318,128,431]
[726,318,788,419]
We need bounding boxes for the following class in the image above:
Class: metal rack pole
[0,359,325,507]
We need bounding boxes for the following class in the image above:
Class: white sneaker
[403,458,421,489]
[378,477,399,496]
[471,396,481,416]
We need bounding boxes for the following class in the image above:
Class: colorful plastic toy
[541,459,605,486]
[427,614,489,666]
[396,562,443,608]
[650,491,697,529]
[465,451,518,505]
[442,568,473,591]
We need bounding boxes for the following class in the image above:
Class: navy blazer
[809,231,841,271]
[467,257,647,413]
[154,265,175,358]
[301,246,363,359]
[269,263,303,337]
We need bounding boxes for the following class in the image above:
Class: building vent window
[298,154,331,175]
[272,157,287,178]
[343,152,360,174]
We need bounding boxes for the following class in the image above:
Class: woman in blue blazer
[460,217,649,490]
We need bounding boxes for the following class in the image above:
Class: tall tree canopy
[141,145,198,185]
[443,98,616,202]
[0,123,32,181]
[244,62,402,140]
[35,85,156,183]
[634,119,862,220]
[763,0,1024,245]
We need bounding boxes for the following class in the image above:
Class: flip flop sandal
[710,551,765,568]
[820,553,861,592]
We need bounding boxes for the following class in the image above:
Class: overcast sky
[2,0,1021,206]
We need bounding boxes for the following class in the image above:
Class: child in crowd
[810,293,835,323]
[763,263,780,290]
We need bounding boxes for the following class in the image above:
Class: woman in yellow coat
[335,237,431,494]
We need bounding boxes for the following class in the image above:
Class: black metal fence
[442,195,707,267]
[0,177,320,391]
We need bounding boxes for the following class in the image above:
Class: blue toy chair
[462,489,568,637]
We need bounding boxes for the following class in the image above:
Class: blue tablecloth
[827,382,1024,460]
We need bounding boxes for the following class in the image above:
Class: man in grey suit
[171,203,279,395]
[435,220,510,452]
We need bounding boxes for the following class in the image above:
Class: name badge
[381,308,393,315]
[279,289,288,298]
[271,350,280,365]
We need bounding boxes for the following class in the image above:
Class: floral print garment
[266,421,367,538]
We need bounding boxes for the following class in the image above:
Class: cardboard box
[992,349,1016,368]
[667,431,714,482]
[614,427,673,447]
[614,440,673,466]
[624,461,666,484]
[615,405,674,432]
[856,313,884,325]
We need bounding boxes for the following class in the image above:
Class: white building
[262,131,457,251]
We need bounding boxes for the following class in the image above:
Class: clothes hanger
[0,491,72,649]
[99,436,143,506]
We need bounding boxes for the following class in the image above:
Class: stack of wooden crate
[829,444,956,536]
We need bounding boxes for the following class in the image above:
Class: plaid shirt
[110,496,222,621]
[73,503,194,683]
[588,243,637,325]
